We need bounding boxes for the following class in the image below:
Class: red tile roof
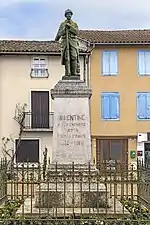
[0,40,60,53]
[0,29,150,53]
[79,29,150,44]
[0,39,89,53]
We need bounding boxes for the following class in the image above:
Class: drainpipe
[84,43,95,155]
[83,55,86,83]
[86,43,95,87]
[86,54,90,87]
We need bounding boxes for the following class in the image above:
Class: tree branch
[2,103,27,169]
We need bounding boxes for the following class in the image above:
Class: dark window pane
[103,140,109,160]
[147,132,150,141]
[16,139,39,163]
[111,141,122,160]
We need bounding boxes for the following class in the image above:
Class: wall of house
[90,45,150,137]
[0,54,85,160]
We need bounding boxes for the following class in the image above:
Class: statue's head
[65,9,73,20]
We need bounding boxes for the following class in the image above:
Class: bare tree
[2,103,27,169]
[2,103,49,180]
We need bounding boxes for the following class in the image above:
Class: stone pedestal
[35,79,108,212]
[35,164,108,209]
[51,80,92,164]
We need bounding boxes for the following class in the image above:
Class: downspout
[86,43,95,87]
[85,43,95,163]
[86,54,90,87]
[83,55,86,83]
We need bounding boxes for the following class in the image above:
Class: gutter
[90,42,150,45]
[0,51,90,55]
[0,52,61,55]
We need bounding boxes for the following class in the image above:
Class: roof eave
[0,51,60,55]
[91,42,150,45]
[0,51,90,55]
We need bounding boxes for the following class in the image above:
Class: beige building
[0,39,90,163]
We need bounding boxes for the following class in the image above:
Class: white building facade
[0,40,90,163]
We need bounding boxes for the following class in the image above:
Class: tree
[1,103,49,180]
[1,103,27,171]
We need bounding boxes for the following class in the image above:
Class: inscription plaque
[52,98,91,164]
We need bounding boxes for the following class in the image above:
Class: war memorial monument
[17,9,114,216]
[35,8,106,213]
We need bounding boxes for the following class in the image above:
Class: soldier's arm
[55,23,66,41]
[69,23,79,35]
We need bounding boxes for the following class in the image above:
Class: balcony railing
[30,68,49,78]
[24,112,54,131]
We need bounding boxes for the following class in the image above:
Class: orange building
[80,29,150,166]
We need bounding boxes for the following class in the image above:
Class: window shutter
[101,94,110,119]
[110,51,118,75]
[145,52,150,74]
[138,52,145,75]
[137,93,146,119]
[33,59,40,69]
[146,94,150,119]
[110,94,120,119]
[31,91,49,128]
[102,51,110,75]
[39,59,46,68]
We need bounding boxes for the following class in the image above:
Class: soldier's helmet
[64,9,73,17]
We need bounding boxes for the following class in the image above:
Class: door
[144,143,150,165]
[31,91,49,128]
[96,139,127,171]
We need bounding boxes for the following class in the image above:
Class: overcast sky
[0,0,150,40]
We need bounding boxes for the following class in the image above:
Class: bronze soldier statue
[55,9,80,79]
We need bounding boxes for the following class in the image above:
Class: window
[31,58,48,78]
[137,92,150,120]
[15,139,39,163]
[138,51,150,75]
[31,91,49,128]
[102,140,122,161]
[101,92,120,120]
[102,50,118,76]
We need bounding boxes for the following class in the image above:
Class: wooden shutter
[101,93,119,120]
[145,52,150,74]
[109,51,118,75]
[110,93,120,119]
[101,94,110,119]
[138,51,145,75]
[102,51,118,75]
[137,93,147,119]
[102,51,110,75]
[31,91,49,128]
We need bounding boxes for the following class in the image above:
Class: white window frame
[31,57,49,78]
